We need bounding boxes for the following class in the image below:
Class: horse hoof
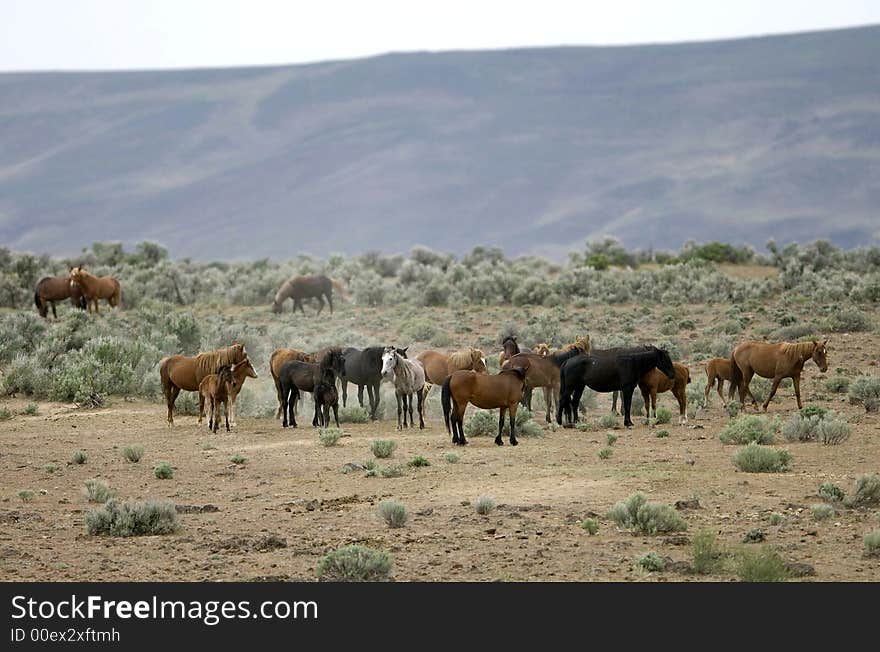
[510,439,518,446]
[495,438,503,446]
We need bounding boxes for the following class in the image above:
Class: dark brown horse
[270,348,317,418]
[704,357,737,407]
[638,362,691,425]
[442,367,529,446]
[730,340,828,411]
[502,348,583,423]
[69,267,121,313]
[278,348,346,427]
[271,275,347,315]
[34,276,86,318]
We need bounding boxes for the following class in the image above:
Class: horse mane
[780,341,816,362]
[274,279,294,305]
[549,347,583,367]
[501,366,528,380]
[449,348,477,368]
[196,344,246,377]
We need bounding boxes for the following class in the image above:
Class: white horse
[381,346,427,430]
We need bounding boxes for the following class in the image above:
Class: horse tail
[331,278,349,300]
[159,357,172,402]
[729,351,743,400]
[34,291,41,311]
[441,375,454,434]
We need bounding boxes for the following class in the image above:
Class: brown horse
[503,336,589,411]
[442,367,529,446]
[223,357,258,426]
[502,348,584,423]
[703,357,737,407]
[271,275,347,315]
[639,362,691,425]
[270,348,317,418]
[417,348,488,386]
[730,339,829,411]
[159,343,248,425]
[498,335,523,369]
[198,365,237,433]
[69,267,121,313]
[34,276,86,318]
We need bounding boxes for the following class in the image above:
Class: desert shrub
[732,444,791,473]
[598,447,613,460]
[377,500,408,528]
[599,414,618,429]
[370,439,397,459]
[581,517,599,535]
[0,408,12,421]
[474,496,496,515]
[637,552,667,572]
[378,465,405,478]
[607,493,687,535]
[824,376,850,393]
[848,376,880,409]
[818,482,846,503]
[725,402,740,418]
[338,406,370,423]
[17,490,35,502]
[781,413,822,442]
[825,307,872,332]
[363,459,376,471]
[398,318,438,343]
[230,454,247,465]
[408,455,430,468]
[153,462,174,479]
[84,479,117,503]
[606,433,618,446]
[865,531,880,556]
[85,499,179,537]
[23,403,38,415]
[43,463,59,474]
[719,415,775,445]
[319,428,343,447]
[316,545,392,582]
[799,404,827,419]
[735,547,789,582]
[654,406,672,424]
[845,474,880,508]
[817,415,851,445]
[71,450,88,464]
[123,445,144,463]
[692,529,723,575]
[811,503,835,520]
[656,429,669,438]
[443,452,460,464]
[3,356,48,399]
[465,408,537,437]
[769,513,784,526]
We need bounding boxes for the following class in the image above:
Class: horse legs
[454,402,468,445]
[496,407,506,446]
[704,373,714,407]
[229,395,237,428]
[762,376,783,412]
[674,386,688,425]
[315,294,325,315]
[274,375,284,419]
[611,390,619,415]
[198,393,205,425]
[370,382,381,420]
[508,403,519,446]
[650,389,658,419]
[50,301,57,319]
[332,402,339,428]
[166,385,181,425]
[740,369,759,409]
[407,392,414,428]
[395,391,403,430]
[417,387,425,429]
[543,386,553,423]
[792,374,803,410]
[621,386,635,428]
[640,387,651,419]
[570,386,586,424]
[224,400,230,432]
[326,291,333,315]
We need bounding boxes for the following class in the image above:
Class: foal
[703,357,736,407]
[198,365,237,433]
[313,378,340,428]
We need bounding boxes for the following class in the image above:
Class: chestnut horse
[417,348,488,386]
[160,343,248,425]
[442,367,529,446]
[730,339,828,411]
[501,348,583,423]
[271,275,347,315]
[703,357,736,407]
[69,267,121,313]
[198,365,237,433]
[270,348,317,418]
[34,276,86,318]
[638,362,691,425]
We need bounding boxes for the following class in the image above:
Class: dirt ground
[2,298,880,582]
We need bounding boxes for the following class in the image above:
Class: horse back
[162,355,200,391]
[36,276,72,300]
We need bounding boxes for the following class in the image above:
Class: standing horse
[34,276,86,318]
[278,348,346,427]
[270,348,317,418]
[442,367,528,446]
[271,275,346,315]
[69,267,121,313]
[703,357,737,407]
[223,357,258,425]
[339,347,386,419]
[502,348,583,423]
[638,362,691,425]
[417,348,488,386]
[381,346,427,430]
[313,378,340,428]
[558,347,675,428]
[198,365,237,433]
[507,336,591,410]
[159,343,247,425]
[730,340,828,411]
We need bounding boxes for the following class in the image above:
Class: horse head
[271,300,282,314]
[218,365,237,390]
[534,343,551,357]
[472,348,488,374]
[654,347,676,379]
[381,346,397,381]
[236,357,258,379]
[812,339,829,373]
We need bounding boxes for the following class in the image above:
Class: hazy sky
[2,0,879,71]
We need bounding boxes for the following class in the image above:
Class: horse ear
[399,347,408,355]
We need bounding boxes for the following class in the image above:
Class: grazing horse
[271,275,346,315]
[270,348,317,418]
[198,365,237,433]
[442,367,529,446]
[34,276,86,318]
[417,348,488,386]
[159,343,247,425]
[502,348,583,423]
[340,347,387,419]
[278,348,346,427]
[638,362,691,425]
[313,378,340,428]
[381,346,427,430]
[704,357,737,407]
[730,339,828,411]
[558,346,675,428]
[69,267,121,313]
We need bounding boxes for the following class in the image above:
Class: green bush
[824,376,850,394]
[85,499,179,537]
[844,474,880,508]
[769,513,784,526]
[799,404,828,419]
[231,454,247,464]
[474,496,496,515]
[606,433,618,446]
[581,517,599,535]
[337,406,370,423]
[153,462,174,479]
[23,403,38,416]
[599,413,618,429]
[378,464,405,478]
[719,415,775,445]
[818,482,845,503]
[316,545,392,582]
[825,307,872,332]
[377,500,408,528]
[43,463,59,474]
[84,479,117,503]
[465,408,538,437]
[370,439,397,459]
[0,408,12,421]
[811,503,835,520]
[71,450,88,465]
[17,490,35,502]
[864,531,880,556]
[818,415,851,445]
[408,455,430,468]
[655,407,672,425]
[656,429,670,438]
[692,529,723,575]
[607,493,687,535]
[732,444,791,473]
[443,452,460,464]
[637,552,667,572]
[598,447,613,460]
[849,376,880,410]
[319,428,343,447]
[123,445,144,463]
[735,547,789,582]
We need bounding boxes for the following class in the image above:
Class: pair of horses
[198,363,255,433]
[277,348,346,428]
[34,267,121,318]
[271,275,347,315]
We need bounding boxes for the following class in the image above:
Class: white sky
[1,0,879,72]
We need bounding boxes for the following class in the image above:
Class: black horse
[339,346,405,420]
[557,346,675,428]
[279,348,346,427]
[313,378,340,428]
